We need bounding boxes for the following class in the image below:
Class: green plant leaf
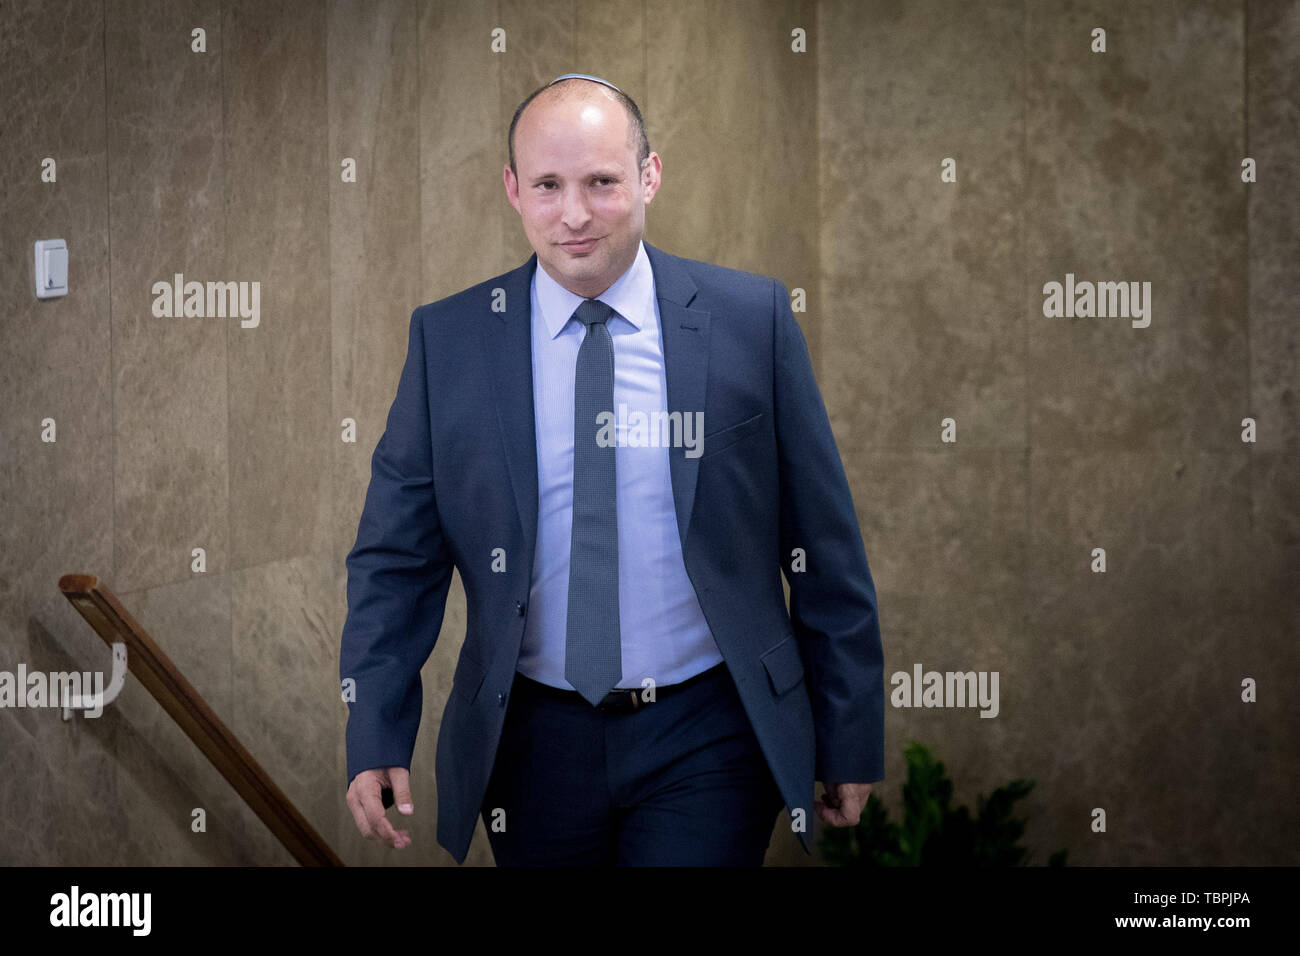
[818,741,1068,867]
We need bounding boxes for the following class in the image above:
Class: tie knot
[573,298,616,328]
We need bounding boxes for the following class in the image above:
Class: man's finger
[346,787,373,839]
[346,772,383,839]
[389,767,414,815]
[814,795,856,827]
[348,771,411,848]
[813,801,842,827]
[360,781,408,848]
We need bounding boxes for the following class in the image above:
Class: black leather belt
[515,662,727,712]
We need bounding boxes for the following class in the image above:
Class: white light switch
[35,238,68,299]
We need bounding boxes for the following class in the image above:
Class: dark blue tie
[565,298,622,706]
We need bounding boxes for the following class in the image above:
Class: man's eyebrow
[530,170,623,183]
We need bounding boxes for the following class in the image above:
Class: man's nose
[560,187,592,230]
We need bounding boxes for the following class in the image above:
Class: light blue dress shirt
[515,239,724,691]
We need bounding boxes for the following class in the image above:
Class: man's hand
[346,767,415,849]
[814,781,873,827]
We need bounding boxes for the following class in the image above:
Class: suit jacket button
[498,691,507,707]
[515,601,525,616]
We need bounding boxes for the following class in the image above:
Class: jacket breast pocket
[450,648,486,705]
[760,633,805,697]
[699,411,764,459]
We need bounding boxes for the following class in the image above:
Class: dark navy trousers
[480,662,785,866]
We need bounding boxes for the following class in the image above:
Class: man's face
[505,86,661,299]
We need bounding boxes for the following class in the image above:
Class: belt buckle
[601,689,640,712]
[596,688,644,712]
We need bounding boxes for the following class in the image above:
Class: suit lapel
[480,254,541,566]
[480,240,712,575]
[644,241,711,550]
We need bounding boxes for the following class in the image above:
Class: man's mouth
[560,237,600,253]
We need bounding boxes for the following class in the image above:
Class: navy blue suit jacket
[340,241,885,863]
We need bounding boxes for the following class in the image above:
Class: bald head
[508,77,650,179]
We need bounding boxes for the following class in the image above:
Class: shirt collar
[534,239,652,339]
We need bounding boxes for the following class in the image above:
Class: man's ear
[640,152,663,204]
[503,163,521,212]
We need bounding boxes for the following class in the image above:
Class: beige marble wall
[1,0,1291,869]
[820,0,1298,865]
[0,0,118,866]
[1246,0,1300,865]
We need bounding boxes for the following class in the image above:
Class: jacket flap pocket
[700,412,764,458]
[760,634,804,696]
[451,649,486,703]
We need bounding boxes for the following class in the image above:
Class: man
[341,73,884,865]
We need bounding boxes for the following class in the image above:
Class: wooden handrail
[58,573,344,866]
